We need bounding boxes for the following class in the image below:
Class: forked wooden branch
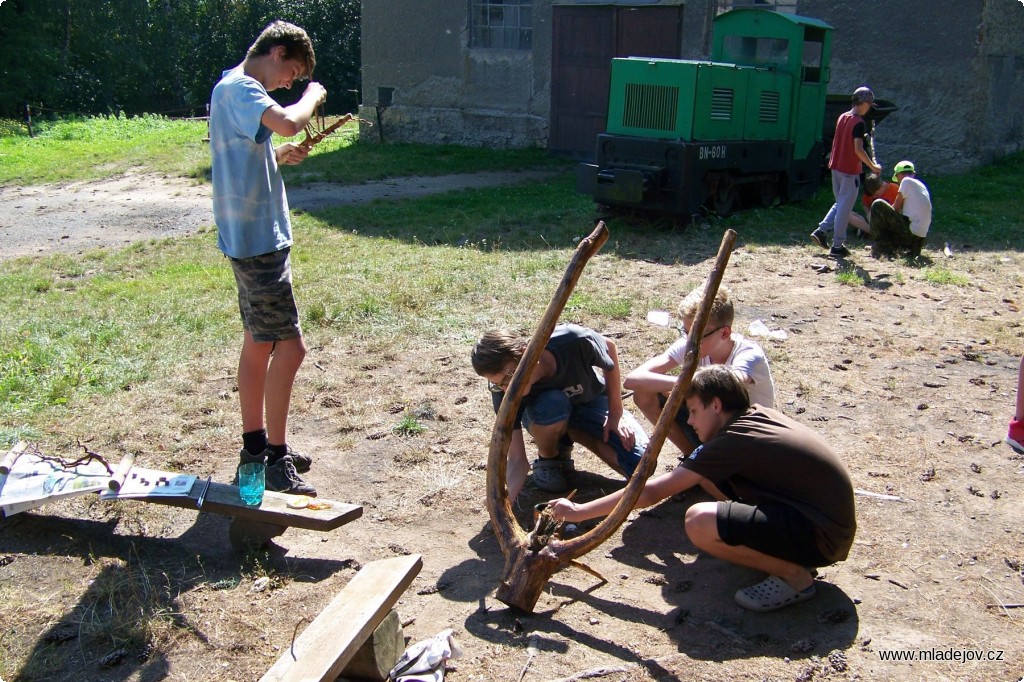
[557,228,737,560]
[487,227,737,612]
[301,111,372,150]
[486,222,610,560]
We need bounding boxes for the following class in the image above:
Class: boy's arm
[549,465,704,522]
[892,190,906,213]
[505,429,530,501]
[853,137,881,174]
[601,338,634,447]
[623,351,679,395]
[261,81,327,138]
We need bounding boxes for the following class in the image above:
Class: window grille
[710,88,734,121]
[469,1,533,50]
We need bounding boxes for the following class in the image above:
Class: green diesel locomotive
[577,8,833,220]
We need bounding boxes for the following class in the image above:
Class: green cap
[892,160,915,182]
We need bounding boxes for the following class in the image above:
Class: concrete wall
[359,0,552,147]
[361,0,1024,172]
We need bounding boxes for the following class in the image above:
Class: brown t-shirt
[681,406,856,562]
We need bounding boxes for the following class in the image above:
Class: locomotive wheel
[713,176,738,217]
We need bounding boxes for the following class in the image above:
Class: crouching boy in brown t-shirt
[549,365,856,612]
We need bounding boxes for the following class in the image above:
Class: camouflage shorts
[229,248,301,343]
[870,200,920,255]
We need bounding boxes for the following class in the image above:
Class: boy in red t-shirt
[810,87,882,257]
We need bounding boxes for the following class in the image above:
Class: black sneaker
[810,229,829,249]
[281,445,312,474]
[829,245,851,258]
[265,455,318,497]
[232,448,267,485]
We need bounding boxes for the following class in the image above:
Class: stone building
[359,0,1024,172]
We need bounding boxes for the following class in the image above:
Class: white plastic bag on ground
[748,319,788,341]
[388,629,463,682]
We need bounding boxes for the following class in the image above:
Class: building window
[717,0,798,15]
[470,1,533,50]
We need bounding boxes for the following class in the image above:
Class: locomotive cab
[577,9,833,221]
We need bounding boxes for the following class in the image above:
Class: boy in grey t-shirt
[471,324,649,500]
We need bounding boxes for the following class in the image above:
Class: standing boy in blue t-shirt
[209,21,325,495]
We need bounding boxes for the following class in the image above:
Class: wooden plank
[261,554,423,682]
[106,477,362,532]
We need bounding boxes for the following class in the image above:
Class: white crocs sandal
[734,576,816,612]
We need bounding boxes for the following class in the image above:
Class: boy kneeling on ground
[549,366,856,613]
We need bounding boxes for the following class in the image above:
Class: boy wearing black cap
[811,86,883,258]
[869,160,932,257]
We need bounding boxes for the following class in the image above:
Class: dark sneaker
[809,229,829,249]
[532,458,570,493]
[232,448,267,485]
[829,245,851,258]
[265,455,318,497]
[281,445,312,473]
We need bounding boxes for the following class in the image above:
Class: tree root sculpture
[485,223,738,612]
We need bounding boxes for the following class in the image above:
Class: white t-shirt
[666,332,775,408]
[898,177,932,237]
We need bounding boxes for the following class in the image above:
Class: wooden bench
[261,553,423,682]
[104,477,364,550]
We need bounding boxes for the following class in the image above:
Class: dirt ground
[1,173,1023,682]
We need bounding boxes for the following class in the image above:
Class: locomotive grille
[710,88,734,121]
[622,83,679,131]
[759,91,781,123]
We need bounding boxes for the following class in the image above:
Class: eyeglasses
[683,325,724,340]
[488,369,514,394]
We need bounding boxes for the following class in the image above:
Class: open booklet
[0,452,112,517]
[98,467,197,500]
[0,446,198,516]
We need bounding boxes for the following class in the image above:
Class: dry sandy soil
[1,173,1023,682]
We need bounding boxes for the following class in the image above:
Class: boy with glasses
[471,325,649,500]
[625,285,775,456]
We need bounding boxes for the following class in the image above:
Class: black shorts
[716,500,829,567]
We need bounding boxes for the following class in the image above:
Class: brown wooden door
[550,5,684,157]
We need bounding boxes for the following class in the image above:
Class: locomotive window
[801,30,825,82]
[721,36,789,67]
[469,0,533,50]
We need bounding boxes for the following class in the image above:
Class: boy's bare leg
[237,331,306,445]
[568,429,627,476]
[238,331,272,435]
[1015,356,1024,422]
[263,336,306,445]
[528,420,569,460]
[684,502,814,591]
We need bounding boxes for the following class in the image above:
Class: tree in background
[0,0,361,119]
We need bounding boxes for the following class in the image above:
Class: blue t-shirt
[210,67,292,259]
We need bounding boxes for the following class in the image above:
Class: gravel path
[0,168,561,260]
